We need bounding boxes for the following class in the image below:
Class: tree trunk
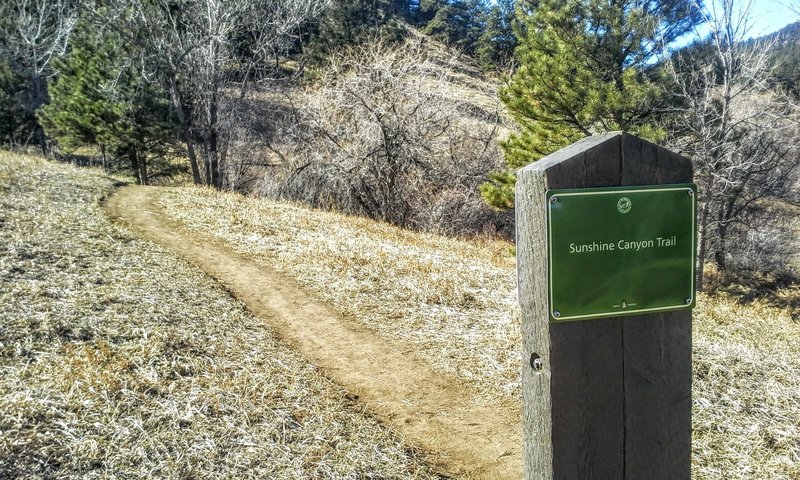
[714,202,735,270]
[29,73,50,155]
[210,130,219,188]
[696,178,714,291]
[185,133,201,184]
[129,149,141,184]
[208,88,221,189]
[202,140,212,186]
[715,192,741,271]
[714,224,728,269]
[202,131,218,187]
[170,78,202,184]
[138,150,149,186]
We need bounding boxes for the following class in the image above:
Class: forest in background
[1,0,799,296]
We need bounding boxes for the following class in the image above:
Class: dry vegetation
[159,184,800,479]
[2,149,799,479]
[0,152,439,479]
[226,38,514,237]
[693,297,800,479]
[160,186,520,398]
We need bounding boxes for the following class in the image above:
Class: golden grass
[692,294,800,479]
[0,152,438,479]
[158,184,800,480]
[160,187,520,398]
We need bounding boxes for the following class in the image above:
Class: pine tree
[481,0,702,209]
[402,0,422,20]
[417,0,447,25]
[38,19,179,184]
[307,0,403,63]
[423,0,489,55]
[0,60,35,145]
[475,0,516,70]
[37,26,123,154]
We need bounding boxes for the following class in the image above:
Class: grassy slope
[158,185,800,480]
[160,187,520,398]
[0,152,438,479]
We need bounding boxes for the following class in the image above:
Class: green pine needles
[38,18,180,184]
[481,0,702,209]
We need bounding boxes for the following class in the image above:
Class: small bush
[256,39,512,237]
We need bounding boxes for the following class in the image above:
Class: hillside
[229,33,514,237]
[2,153,800,479]
[104,184,521,478]
[770,21,800,95]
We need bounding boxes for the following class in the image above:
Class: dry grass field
[160,187,520,399]
[0,152,439,479]
[159,184,800,480]
[2,151,799,479]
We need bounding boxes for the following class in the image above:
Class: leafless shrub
[0,0,79,150]
[727,204,799,275]
[218,89,298,192]
[261,39,512,237]
[114,0,331,188]
[663,0,800,287]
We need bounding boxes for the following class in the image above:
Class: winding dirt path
[105,186,521,479]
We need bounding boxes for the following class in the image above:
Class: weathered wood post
[516,132,695,479]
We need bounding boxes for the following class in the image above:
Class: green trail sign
[547,184,697,322]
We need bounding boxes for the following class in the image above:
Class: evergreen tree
[402,0,422,20]
[423,0,489,55]
[38,19,179,184]
[475,0,516,70]
[481,0,703,209]
[416,0,447,25]
[769,22,800,98]
[37,26,122,154]
[0,60,35,145]
[307,0,404,63]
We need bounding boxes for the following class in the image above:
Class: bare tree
[663,0,800,287]
[267,39,511,235]
[0,0,79,150]
[119,0,329,188]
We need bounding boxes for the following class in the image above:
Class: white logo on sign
[617,197,632,214]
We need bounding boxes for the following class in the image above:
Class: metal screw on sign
[530,353,543,372]
[685,298,692,305]
[687,189,694,196]
[553,310,561,318]
[550,196,558,204]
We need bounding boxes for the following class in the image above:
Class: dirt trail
[105,186,521,479]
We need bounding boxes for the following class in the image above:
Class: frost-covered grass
[160,186,520,398]
[159,183,800,480]
[0,152,438,479]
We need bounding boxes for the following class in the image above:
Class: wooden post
[516,132,693,479]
